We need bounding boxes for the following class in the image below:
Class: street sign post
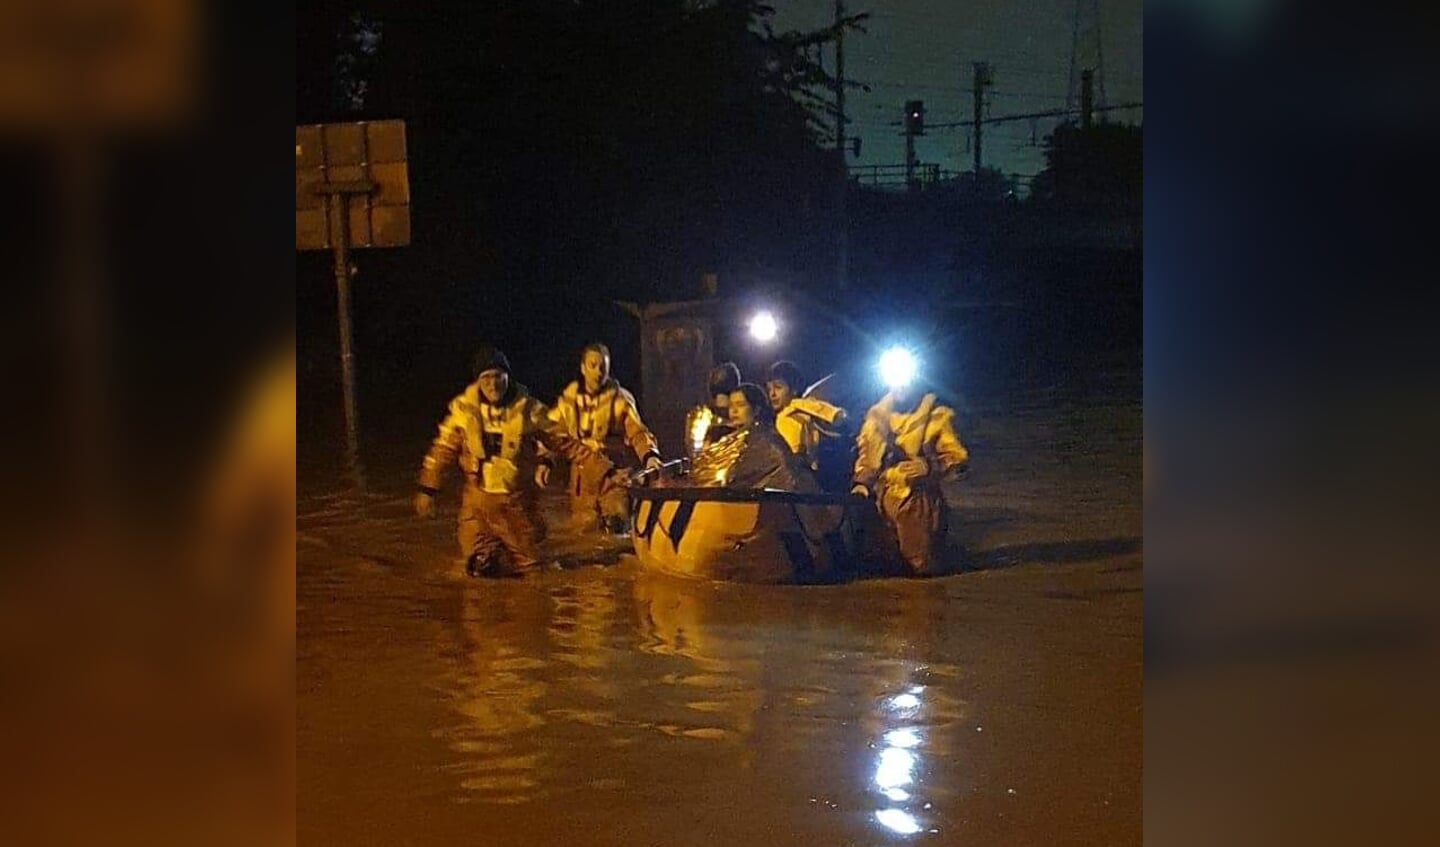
[296,119,411,488]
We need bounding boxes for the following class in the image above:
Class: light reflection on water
[889,692,922,710]
[885,727,922,749]
[301,543,1141,845]
[871,681,943,837]
[875,747,917,789]
[425,571,978,838]
[876,807,923,835]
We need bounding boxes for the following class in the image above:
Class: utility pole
[1081,68,1095,128]
[1067,0,1109,116]
[971,62,991,174]
[834,0,848,289]
[904,119,917,191]
[835,0,847,159]
[904,100,924,192]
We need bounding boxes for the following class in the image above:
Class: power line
[924,101,1143,130]
[868,80,1070,102]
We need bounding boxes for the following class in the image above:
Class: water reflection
[885,727,922,749]
[889,693,922,710]
[426,569,976,836]
[631,574,765,747]
[862,596,970,842]
[437,586,552,804]
[871,680,934,836]
[876,807,923,835]
[545,578,621,707]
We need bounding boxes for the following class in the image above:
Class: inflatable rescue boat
[630,487,899,584]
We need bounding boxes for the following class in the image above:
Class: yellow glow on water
[875,808,922,834]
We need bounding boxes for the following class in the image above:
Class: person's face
[728,390,755,426]
[580,351,608,390]
[478,369,509,404]
[766,380,795,412]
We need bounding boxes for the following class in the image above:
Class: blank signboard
[295,119,410,250]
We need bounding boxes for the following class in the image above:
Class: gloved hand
[570,443,598,467]
[644,454,664,473]
[895,458,930,482]
[413,491,435,518]
[534,464,551,488]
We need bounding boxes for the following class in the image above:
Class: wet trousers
[457,483,545,573]
[877,485,948,575]
[568,454,630,531]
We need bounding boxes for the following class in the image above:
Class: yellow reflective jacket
[419,383,586,495]
[550,379,659,463]
[774,396,847,467]
[853,393,969,498]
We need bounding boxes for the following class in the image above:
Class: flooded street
[298,391,1141,845]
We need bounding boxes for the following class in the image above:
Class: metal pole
[328,193,364,489]
[835,0,846,159]
[972,62,989,174]
[834,0,848,289]
[905,123,917,191]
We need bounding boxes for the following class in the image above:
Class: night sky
[771,0,1143,184]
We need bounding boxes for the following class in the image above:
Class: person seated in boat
[765,360,849,477]
[684,362,742,458]
[690,383,819,492]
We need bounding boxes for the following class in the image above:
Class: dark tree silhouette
[1028,122,1142,213]
[297,1,867,303]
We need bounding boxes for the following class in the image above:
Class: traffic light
[904,100,925,135]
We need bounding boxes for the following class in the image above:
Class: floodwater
[298,392,1142,845]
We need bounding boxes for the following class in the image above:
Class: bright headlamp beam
[749,311,779,343]
[879,347,918,389]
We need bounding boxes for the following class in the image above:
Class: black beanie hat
[472,345,512,378]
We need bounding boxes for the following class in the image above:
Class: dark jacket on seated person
[690,423,820,492]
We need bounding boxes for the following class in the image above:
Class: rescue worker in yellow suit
[851,382,970,576]
[548,342,663,535]
[765,360,847,472]
[414,346,593,577]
